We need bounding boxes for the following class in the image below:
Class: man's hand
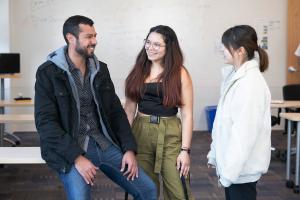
[74,155,98,186]
[120,151,138,181]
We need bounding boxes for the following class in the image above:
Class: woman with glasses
[207,25,271,200]
[124,25,194,200]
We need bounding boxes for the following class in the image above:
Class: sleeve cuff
[220,176,232,187]
[207,157,216,167]
[65,147,85,164]
[122,144,137,155]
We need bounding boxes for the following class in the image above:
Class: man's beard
[75,41,96,58]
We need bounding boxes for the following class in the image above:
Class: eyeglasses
[144,39,166,51]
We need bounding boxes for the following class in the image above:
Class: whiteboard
[8,0,287,130]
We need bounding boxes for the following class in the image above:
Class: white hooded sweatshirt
[207,59,271,187]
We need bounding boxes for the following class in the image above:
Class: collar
[64,49,92,75]
[228,59,259,84]
[220,59,259,100]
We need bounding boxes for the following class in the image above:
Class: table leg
[0,106,3,147]
[0,124,3,146]
[286,120,294,188]
[294,122,300,193]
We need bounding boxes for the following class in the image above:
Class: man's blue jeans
[58,138,157,200]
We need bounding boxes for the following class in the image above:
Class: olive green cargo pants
[132,115,193,200]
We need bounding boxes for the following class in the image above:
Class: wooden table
[280,112,300,193]
[0,100,33,107]
[0,114,34,123]
[0,114,34,146]
[0,100,34,146]
[0,101,41,165]
[0,147,44,164]
[271,100,300,108]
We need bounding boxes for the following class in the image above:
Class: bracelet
[180,147,191,154]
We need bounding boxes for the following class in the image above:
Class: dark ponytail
[222,25,269,73]
[257,47,269,72]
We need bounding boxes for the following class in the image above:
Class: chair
[271,108,281,157]
[283,84,300,134]
[283,84,300,101]
[271,108,281,127]
[271,84,300,162]
[277,84,300,163]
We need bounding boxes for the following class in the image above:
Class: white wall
[0,0,11,97]
[0,0,11,95]
[0,0,9,52]
[7,0,287,131]
[0,0,34,132]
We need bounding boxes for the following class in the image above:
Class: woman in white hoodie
[207,25,271,200]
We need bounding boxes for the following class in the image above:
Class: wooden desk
[0,100,40,165]
[271,100,300,108]
[280,112,300,193]
[0,114,34,123]
[0,74,20,79]
[0,147,44,164]
[0,100,33,107]
[0,100,34,146]
[0,114,34,146]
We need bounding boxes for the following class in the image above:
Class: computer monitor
[0,53,20,74]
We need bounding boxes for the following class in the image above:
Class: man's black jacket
[34,60,136,173]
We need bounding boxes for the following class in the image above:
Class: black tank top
[138,82,178,116]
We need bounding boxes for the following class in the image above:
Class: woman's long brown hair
[125,25,184,107]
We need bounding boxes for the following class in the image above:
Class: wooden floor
[0,131,299,200]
